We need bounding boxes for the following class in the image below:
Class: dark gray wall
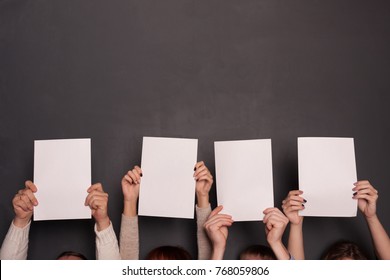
[1,0,389,260]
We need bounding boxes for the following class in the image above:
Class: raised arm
[194,161,213,260]
[204,205,233,260]
[353,180,390,259]
[85,183,120,260]
[263,207,290,260]
[0,181,37,260]
[282,190,306,260]
[120,166,141,260]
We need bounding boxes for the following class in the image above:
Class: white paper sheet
[214,139,274,221]
[138,137,198,219]
[33,139,91,221]
[298,137,357,217]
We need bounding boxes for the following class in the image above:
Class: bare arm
[353,181,390,259]
[282,190,306,260]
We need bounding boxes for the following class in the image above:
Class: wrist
[13,216,31,228]
[196,194,210,208]
[123,201,137,217]
[96,217,110,231]
[211,246,225,260]
[365,214,379,223]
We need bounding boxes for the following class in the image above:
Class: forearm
[268,241,290,260]
[120,214,139,260]
[123,200,137,217]
[0,221,30,260]
[196,204,212,260]
[210,246,225,260]
[366,215,390,260]
[95,222,121,260]
[287,223,305,260]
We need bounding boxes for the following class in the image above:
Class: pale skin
[203,205,233,260]
[121,161,214,217]
[12,181,110,231]
[353,180,390,260]
[263,207,290,260]
[282,190,306,260]
[84,183,111,232]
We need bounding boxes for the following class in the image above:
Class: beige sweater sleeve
[95,222,121,260]
[196,204,212,260]
[119,214,139,260]
[0,221,30,260]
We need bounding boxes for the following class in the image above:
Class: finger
[25,181,38,193]
[283,199,305,208]
[209,205,224,218]
[353,187,378,197]
[194,165,207,177]
[194,161,205,171]
[21,189,38,206]
[196,174,213,183]
[194,166,209,178]
[263,207,281,215]
[353,193,378,203]
[85,191,108,206]
[19,193,35,211]
[87,183,103,193]
[13,196,31,212]
[134,166,143,177]
[353,184,377,193]
[206,214,233,225]
[287,190,303,197]
[89,197,108,211]
[124,174,135,185]
[285,205,305,213]
[127,170,139,184]
[132,168,142,182]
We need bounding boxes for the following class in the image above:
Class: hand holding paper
[138,137,198,219]
[122,166,142,217]
[214,139,274,221]
[85,183,110,231]
[298,137,357,217]
[12,181,38,228]
[194,161,213,208]
[34,139,91,221]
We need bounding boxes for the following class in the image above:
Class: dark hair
[146,246,192,260]
[239,245,276,260]
[56,251,87,260]
[323,241,368,260]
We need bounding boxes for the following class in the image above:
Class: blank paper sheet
[33,139,91,221]
[138,137,198,219]
[214,139,274,221]
[298,137,357,217]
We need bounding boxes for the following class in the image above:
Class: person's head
[239,245,276,260]
[323,241,368,260]
[146,246,192,260]
[56,251,87,260]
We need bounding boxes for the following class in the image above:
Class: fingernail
[353,192,357,196]
[140,173,143,177]
[302,204,305,207]
[303,199,307,203]
[194,167,196,171]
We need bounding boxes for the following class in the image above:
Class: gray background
[1,0,389,260]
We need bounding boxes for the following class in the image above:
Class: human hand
[122,166,142,203]
[121,166,142,217]
[204,205,233,259]
[194,161,213,208]
[353,180,378,219]
[85,183,110,231]
[263,207,289,245]
[12,181,38,228]
[282,190,306,225]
